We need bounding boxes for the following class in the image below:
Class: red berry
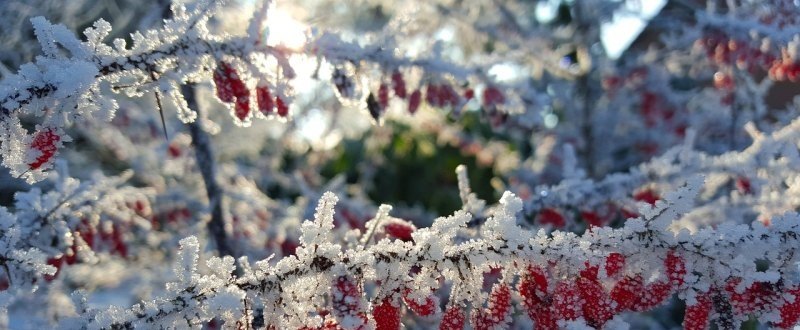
[552,281,583,321]
[332,276,367,329]
[439,305,465,330]
[213,64,235,103]
[683,292,713,330]
[44,256,64,282]
[776,287,800,329]
[518,265,555,330]
[538,208,565,228]
[576,275,614,328]
[373,297,400,330]
[257,86,274,115]
[378,83,390,109]
[604,253,625,277]
[234,96,250,121]
[482,86,505,108]
[726,279,778,316]
[665,250,686,287]
[519,265,549,305]
[713,72,735,91]
[580,263,599,281]
[391,71,406,99]
[403,289,439,317]
[213,62,247,103]
[620,207,639,219]
[736,176,752,194]
[408,90,422,114]
[383,221,415,242]
[464,88,475,100]
[167,142,181,158]
[472,283,511,330]
[28,128,60,169]
[635,281,673,311]
[425,84,441,107]
[581,211,603,227]
[276,96,289,117]
[611,275,644,312]
[440,84,460,108]
[634,188,660,205]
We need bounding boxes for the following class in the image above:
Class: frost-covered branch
[67,179,800,329]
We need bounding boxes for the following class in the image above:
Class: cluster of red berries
[302,277,443,330]
[518,251,684,329]
[683,277,800,329]
[333,67,507,123]
[602,68,686,141]
[213,61,289,121]
[150,206,191,230]
[535,188,660,229]
[695,32,800,83]
[28,127,60,170]
[45,219,131,281]
[768,48,800,82]
[695,34,777,73]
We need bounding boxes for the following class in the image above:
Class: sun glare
[266,8,308,50]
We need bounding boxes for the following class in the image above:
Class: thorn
[154,90,169,141]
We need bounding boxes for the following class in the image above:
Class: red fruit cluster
[601,67,685,138]
[45,219,132,281]
[45,219,94,281]
[680,279,800,329]
[482,87,505,109]
[213,62,251,121]
[726,278,780,317]
[518,252,684,329]
[696,34,777,73]
[99,223,129,258]
[28,128,60,170]
[425,83,462,109]
[639,91,678,128]
[768,50,800,82]
[151,207,192,229]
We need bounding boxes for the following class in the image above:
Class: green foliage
[322,119,498,216]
